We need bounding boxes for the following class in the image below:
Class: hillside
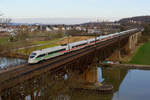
[119,16,150,24]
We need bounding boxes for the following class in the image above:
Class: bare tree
[0,13,12,26]
[0,13,3,26]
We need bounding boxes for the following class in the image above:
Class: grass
[18,38,64,55]
[130,41,150,65]
[18,43,59,55]
[0,37,9,45]
[32,38,63,45]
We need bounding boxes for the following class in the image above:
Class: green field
[0,36,64,56]
[0,37,9,45]
[130,41,150,65]
[18,43,59,55]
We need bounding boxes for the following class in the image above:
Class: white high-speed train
[28,28,138,64]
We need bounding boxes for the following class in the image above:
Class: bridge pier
[126,31,141,53]
[106,31,141,62]
[81,66,98,83]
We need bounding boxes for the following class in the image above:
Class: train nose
[28,59,34,64]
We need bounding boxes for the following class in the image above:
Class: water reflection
[71,67,150,100]
[112,69,150,100]
[1,65,150,100]
[0,57,27,69]
[101,67,128,92]
[98,67,104,82]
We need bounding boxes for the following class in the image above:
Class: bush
[143,24,150,36]
[46,32,65,40]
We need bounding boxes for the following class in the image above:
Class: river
[0,57,27,69]
[0,62,150,100]
[98,67,150,100]
[69,67,150,100]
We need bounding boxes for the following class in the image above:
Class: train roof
[120,28,138,34]
[31,46,66,55]
[88,38,95,41]
[69,40,87,46]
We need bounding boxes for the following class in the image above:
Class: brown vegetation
[139,24,150,43]
[57,36,94,45]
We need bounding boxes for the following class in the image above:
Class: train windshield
[30,53,36,59]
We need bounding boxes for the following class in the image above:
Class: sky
[0,0,150,24]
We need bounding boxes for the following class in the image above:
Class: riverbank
[0,57,27,70]
[129,41,150,65]
[0,53,28,59]
[72,82,113,94]
[100,63,150,70]
[119,43,143,63]
[102,41,150,69]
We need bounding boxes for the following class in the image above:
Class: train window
[72,46,77,48]
[73,43,87,48]
[83,43,86,46]
[61,44,67,46]
[57,48,66,52]
[29,53,36,58]
[90,41,95,43]
[73,45,78,48]
[48,49,66,55]
[37,54,46,58]
[30,56,35,59]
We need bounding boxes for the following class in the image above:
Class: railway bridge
[0,29,142,94]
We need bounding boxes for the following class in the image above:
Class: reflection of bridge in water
[71,66,128,100]
[0,65,128,100]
